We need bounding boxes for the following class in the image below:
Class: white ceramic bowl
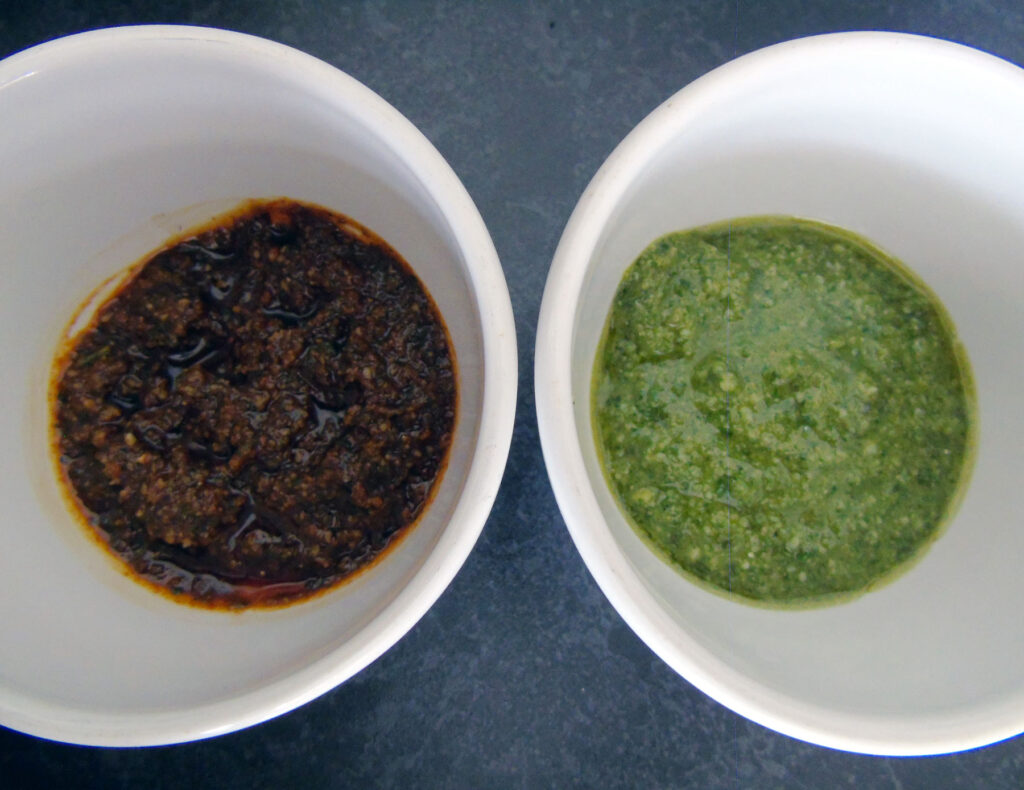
[536,32,1024,755]
[0,26,516,745]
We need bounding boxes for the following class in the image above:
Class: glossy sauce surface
[53,199,456,608]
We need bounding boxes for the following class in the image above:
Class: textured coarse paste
[53,199,456,609]
[592,217,975,605]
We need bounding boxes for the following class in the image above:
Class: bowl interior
[554,34,1024,753]
[0,29,494,743]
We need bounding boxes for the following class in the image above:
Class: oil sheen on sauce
[52,199,457,609]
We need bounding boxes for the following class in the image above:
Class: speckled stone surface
[3,2,1024,787]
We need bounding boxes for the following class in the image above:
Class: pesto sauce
[593,218,975,605]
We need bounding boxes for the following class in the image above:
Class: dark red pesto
[52,199,456,608]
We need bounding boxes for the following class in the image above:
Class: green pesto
[593,217,975,605]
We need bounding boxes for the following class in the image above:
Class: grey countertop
[3,2,1024,787]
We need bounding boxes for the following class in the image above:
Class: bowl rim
[0,24,517,746]
[535,30,1024,756]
